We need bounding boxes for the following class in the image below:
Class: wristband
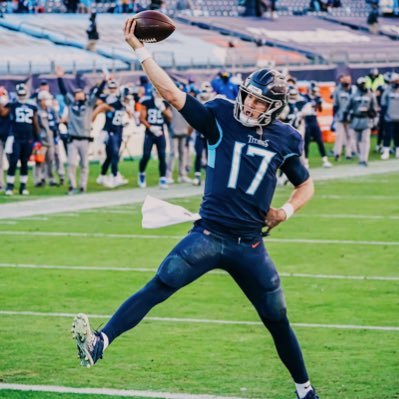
[135,47,152,63]
[281,203,294,220]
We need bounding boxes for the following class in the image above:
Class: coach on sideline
[56,66,105,194]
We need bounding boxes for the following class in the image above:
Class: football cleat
[159,177,168,190]
[71,313,104,368]
[96,175,109,186]
[138,173,146,188]
[295,388,319,399]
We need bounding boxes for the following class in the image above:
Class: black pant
[139,133,166,177]
[383,121,399,148]
[304,122,326,158]
[8,139,33,176]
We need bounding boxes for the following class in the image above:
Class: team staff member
[71,18,319,399]
[56,65,106,194]
[332,74,356,161]
[344,77,378,166]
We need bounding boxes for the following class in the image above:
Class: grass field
[0,136,385,205]
[0,171,398,399]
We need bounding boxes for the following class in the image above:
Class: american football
[133,10,176,43]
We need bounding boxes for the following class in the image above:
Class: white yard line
[0,310,398,332]
[0,383,246,399]
[0,230,398,246]
[294,213,399,220]
[318,194,399,200]
[1,263,398,281]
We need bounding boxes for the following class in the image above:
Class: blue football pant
[304,122,326,158]
[102,226,309,383]
[139,133,166,177]
[7,139,33,177]
[101,132,122,177]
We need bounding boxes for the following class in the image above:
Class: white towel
[142,195,201,229]
[5,136,14,154]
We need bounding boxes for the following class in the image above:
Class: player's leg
[100,134,112,177]
[303,124,311,168]
[5,139,21,195]
[138,133,153,187]
[224,242,318,399]
[393,121,399,158]
[0,139,5,190]
[381,121,393,160]
[155,134,167,187]
[72,226,222,367]
[19,141,33,195]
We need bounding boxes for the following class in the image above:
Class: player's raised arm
[123,18,186,110]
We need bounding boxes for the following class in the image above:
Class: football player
[137,88,172,189]
[71,18,319,399]
[94,80,130,188]
[302,81,332,168]
[0,83,39,196]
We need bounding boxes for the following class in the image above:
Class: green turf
[0,172,399,399]
[0,135,385,204]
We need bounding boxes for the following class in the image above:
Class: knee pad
[258,287,287,322]
[157,254,193,289]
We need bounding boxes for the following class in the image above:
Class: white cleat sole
[71,313,94,368]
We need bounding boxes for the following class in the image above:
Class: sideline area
[0,159,398,219]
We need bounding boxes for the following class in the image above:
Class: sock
[101,332,109,351]
[295,381,313,398]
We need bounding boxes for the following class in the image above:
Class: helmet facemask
[234,85,284,127]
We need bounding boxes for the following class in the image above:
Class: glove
[154,97,166,112]
[149,126,163,137]
[99,130,109,144]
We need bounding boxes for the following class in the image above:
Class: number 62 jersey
[180,96,306,235]
[7,101,38,141]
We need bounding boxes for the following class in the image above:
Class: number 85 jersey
[182,96,305,234]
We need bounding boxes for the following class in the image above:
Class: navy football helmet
[234,68,287,127]
[16,83,28,99]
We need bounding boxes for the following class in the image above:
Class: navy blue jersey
[181,96,305,234]
[302,94,322,126]
[283,100,306,129]
[0,113,11,141]
[47,108,59,134]
[140,97,167,133]
[7,101,37,141]
[104,100,125,135]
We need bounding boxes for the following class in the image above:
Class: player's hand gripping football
[265,207,287,231]
[124,18,144,51]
